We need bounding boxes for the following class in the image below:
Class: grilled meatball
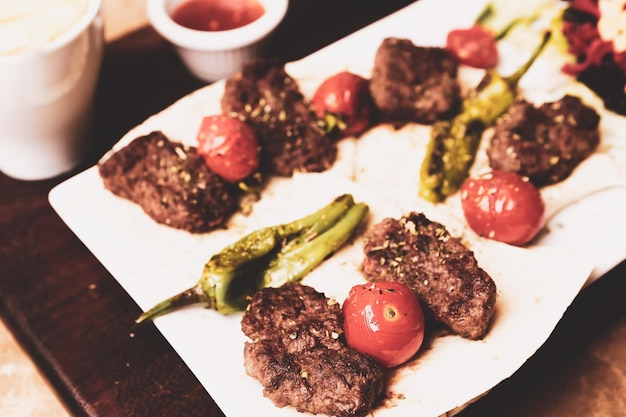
[242,283,386,417]
[369,37,461,124]
[98,131,240,233]
[487,94,601,186]
[361,212,496,340]
[221,58,337,176]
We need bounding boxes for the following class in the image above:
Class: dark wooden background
[1,1,625,416]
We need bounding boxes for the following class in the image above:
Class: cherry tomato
[446,25,499,69]
[460,170,545,246]
[342,282,425,368]
[196,114,259,183]
[311,71,374,138]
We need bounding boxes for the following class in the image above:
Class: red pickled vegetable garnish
[569,0,600,18]
[560,6,615,76]
[562,20,600,57]
[562,37,614,75]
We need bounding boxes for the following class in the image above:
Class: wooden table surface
[1,1,625,416]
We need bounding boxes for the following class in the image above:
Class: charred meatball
[242,283,386,417]
[98,131,240,233]
[361,212,496,340]
[369,37,461,124]
[487,94,600,186]
[221,58,337,177]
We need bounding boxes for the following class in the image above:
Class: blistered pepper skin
[135,194,369,323]
[419,32,552,203]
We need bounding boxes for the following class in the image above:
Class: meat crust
[369,37,461,124]
[487,94,601,186]
[221,58,337,176]
[98,131,240,233]
[361,213,496,340]
[241,283,386,417]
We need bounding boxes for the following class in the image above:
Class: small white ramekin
[147,0,288,82]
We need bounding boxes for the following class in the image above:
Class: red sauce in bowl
[171,0,265,31]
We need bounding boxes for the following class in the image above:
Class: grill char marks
[369,37,461,125]
[221,58,337,177]
[241,283,386,417]
[488,94,601,186]
[98,131,240,233]
[361,212,496,340]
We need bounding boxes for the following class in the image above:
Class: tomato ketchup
[171,0,265,31]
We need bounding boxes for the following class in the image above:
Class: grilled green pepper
[419,31,552,203]
[135,194,368,323]
[477,2,546,41]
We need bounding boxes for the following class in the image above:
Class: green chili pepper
[476,2,552,41]
[135,194,368,323]
[419,31,552,203]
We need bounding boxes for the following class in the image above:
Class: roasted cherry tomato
[342,282,425,368]
[460,170,545,246]
[196,114,259,183]
[446,25,499,69]
[311,71,374,138]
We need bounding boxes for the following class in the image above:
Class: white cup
[147,0,288,82]
[0,0,104,181]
